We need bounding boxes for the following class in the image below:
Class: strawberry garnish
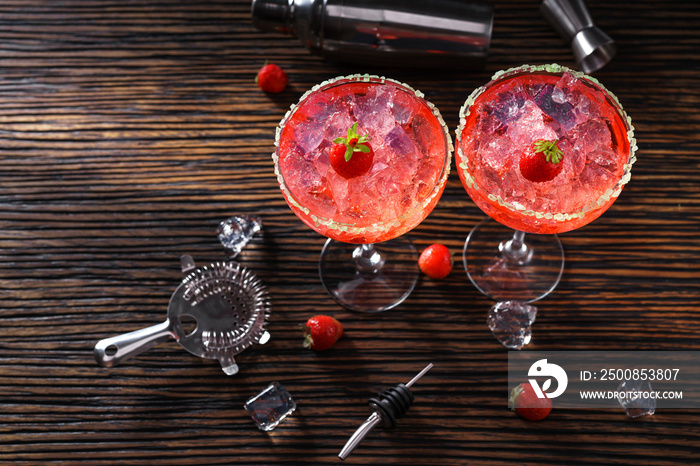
[508,382,553,421]
[303,315,343,351]
[329,122,374,179]
[256,62,288,94]
[418,244,453,279]
[519,139,564,183]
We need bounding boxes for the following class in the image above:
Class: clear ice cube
[487,301,537,350]
[354,84,395,136]
[244,381,297,431]
[323,110,354,148]
[217,215,262,258]
[479,133,513,173]
[506,100,557,148]
[384,125,419,161]
[572,119,612,157]
[531,83,577,131]
[492,82,528,125]
[617,380,656,418]
[392,96,414,125]
[294,118,325,155]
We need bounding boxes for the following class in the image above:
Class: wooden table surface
[1,0,699,464]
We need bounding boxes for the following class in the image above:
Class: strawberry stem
[534,139,563,164]
[508,384,524,411]
[303,333,314,349]
[334,122,372,162]
[302,324,314,349]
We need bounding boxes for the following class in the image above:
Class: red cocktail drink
[457,64,635,234]
[456,64,636,302]
[274,75,451,312]
[276,76,450,244]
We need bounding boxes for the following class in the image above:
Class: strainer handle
[94,320,175,367]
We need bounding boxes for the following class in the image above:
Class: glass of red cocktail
[456,64,636,302]
[275,75,452,312]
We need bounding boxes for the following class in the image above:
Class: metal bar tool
[540,0,616,73]
[338,363,433,461]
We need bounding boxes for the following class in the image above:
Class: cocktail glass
[456,64,636,302]
[274,75,452,312]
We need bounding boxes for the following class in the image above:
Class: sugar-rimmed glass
[274,75,452,312]
[456,64,636,302]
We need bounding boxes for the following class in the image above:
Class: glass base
[319,236,419,313]
[463,218,564,303]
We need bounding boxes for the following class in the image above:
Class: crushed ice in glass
[532,83,576,131]
[217,215,262,258]
[278,80,445,233]
[487,301,537,350]
[617,379,656,418]
[464,71,629,217]
[244,381,297,431]
[493,84,527,126]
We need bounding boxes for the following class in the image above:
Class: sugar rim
[273,74,453,239]
[455,63,637,224]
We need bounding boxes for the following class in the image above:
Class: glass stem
[352,243,385,274]
[499,229,533,265]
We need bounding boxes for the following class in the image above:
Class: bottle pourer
[338,363,433,461]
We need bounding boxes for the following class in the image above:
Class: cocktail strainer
[94,254,271,375]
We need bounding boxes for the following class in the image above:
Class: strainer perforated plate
[94,256,271,375]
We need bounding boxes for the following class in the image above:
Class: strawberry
[329,122,374,179]
[518,139,564,183]
[303,315,343,351]
[418,244,453,279]
[256,62,288,94]
[508,382,552,421]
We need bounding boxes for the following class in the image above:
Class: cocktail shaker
[251,0,493,69]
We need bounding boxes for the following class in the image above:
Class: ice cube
[478,133,513,173]
[354,84,395,136]
[617,380,656,418]
[384,125,420,162]
[551,86,567,104]
[507,100,558,147]
[409,114,436,158]
[312,146,331,178]
[578,150,617,189]
[327,171,349,211]
[294,93,339,153]
[487,301,537,350]
[476,107,503,135]
[286,155,320,191]
[217,215,262,258]
[413,158,441,199]
[557,137,586,181]
[244,381,297,431]
[505,169,536,205]
[322,109,354,148]
[492,81,528,125]
[391,90,415,125]
[572,119,612,157]
[531,83,577,131]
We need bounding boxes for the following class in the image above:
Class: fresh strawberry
[519,139,564,183]
[256,62,288,94]
[418,244,453,279]
[303,315,343,351]
[329,122,374,179]
[509,382,552,421]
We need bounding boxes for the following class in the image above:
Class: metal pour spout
[338,363,433,461]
